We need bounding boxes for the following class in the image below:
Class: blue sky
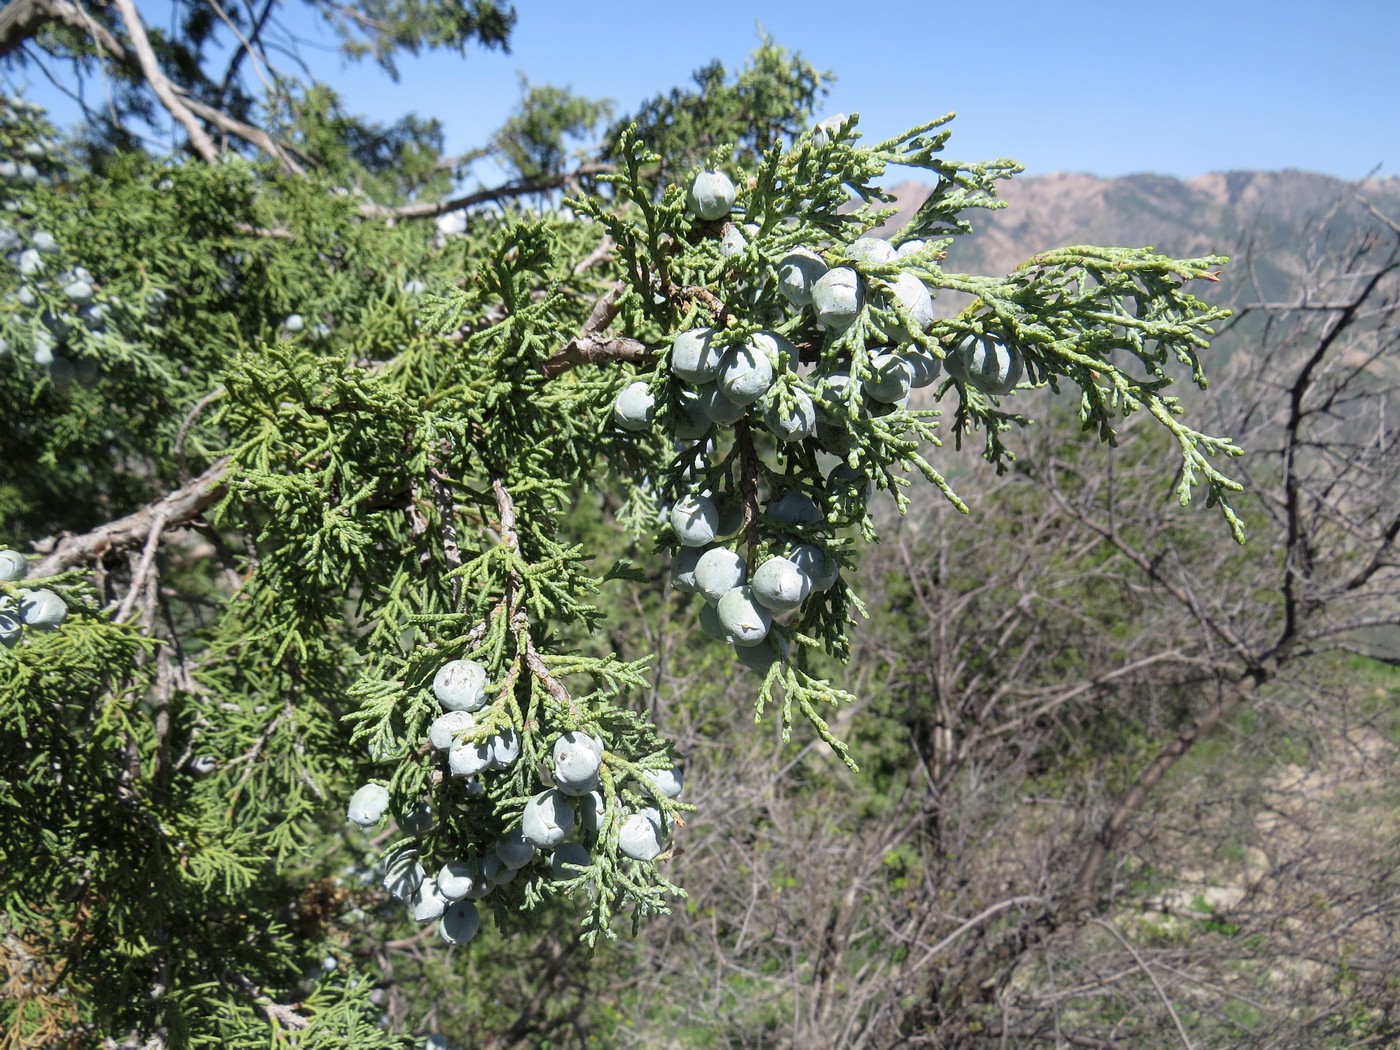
[311,0,1398,182]
[11,1,1399,182]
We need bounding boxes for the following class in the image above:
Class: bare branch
[212,0,278,103]
[542,278,655,378]
[110,0,220,163]
[0,0,115,60]
[1088,918,1195,1050]
[359,161,612,221]
[34,459,229,578]
[179,92,309,176]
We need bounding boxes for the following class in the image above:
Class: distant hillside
[880,171,1400,306]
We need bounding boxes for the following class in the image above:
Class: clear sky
[10,1,1399,182]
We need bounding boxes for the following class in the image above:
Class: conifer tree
[0,9,1242,1045]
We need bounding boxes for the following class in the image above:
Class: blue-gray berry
[777,247,827,307]
[694,547,746,604]
[0,549,27,582]
[671,493,719,547]
[347,783,390,827]
[717,585,772,647]
[613,381,655,431]
[433,659,488,712]
[687,170,736,221]
[439,901,481,945]
[19,588,65,629]
[522,790,575,848]
[617,810,664,861]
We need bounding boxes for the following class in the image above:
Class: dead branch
[110,0,219,163]
[359,161,612,221]
[33,459,229,578]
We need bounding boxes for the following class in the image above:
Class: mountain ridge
[881,170,1400,303]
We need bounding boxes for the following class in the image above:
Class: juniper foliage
[0,28,1241,1047]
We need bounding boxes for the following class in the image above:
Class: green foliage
[606,34,833,183]
[0,24,1247,1044]
[319,0,516,77]
[494,77,614,182]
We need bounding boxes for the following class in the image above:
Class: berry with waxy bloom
[487,727,520,769]
[717,585,772,647]
[906,350,941,388]
[613,381,655,431]
[698,602,726,641]
[671,493,719,547]
[580,790,607,836]
[641,766,684,799]
[410,878,449,922]
[19,588,65,629]
[718,223,748,257]
[965,338,1024,395]
[433,659,488,711]
[670,544,708,593]
[553,731,603,794]
[811,113,852,147]
[762,387,816,442]
[751,556,808,613]
[767,490,822,527]
[864,350,914,404]
[347,784,390,827]
[669,327,723,383]
[551,841,591,880]
[399,800,434,834]
[827,463,874,506]
[672,386,713,439]
[717,339,775,406]
[816,371,862,422]
[428,710,475,752]
[449,739,492,778]
[696,383,747,425]
[713,492,744,537]
[882,273,935,341]
[0,549,27,582]
[483,853,516,889]
[790,543,839,592]
[439,901,481,945]
[811,266,862,331]
[943,338,971,383]
[79,303,108,330]
[382,849,425,902]
[846,236,895,267]
[777,247,827,307]
[694,547,746,604]
[617,810,664,861]
[437,859,482,901]
[0,610,22,648]
[687,170,736,221]
[522,790,576,848]
[735,638,778,674]
[496,827,536,869]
